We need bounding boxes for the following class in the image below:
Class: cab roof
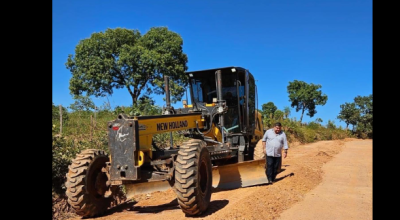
[185,66,247,75]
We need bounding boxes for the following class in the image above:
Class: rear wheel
[65,149,113,218]
[173,139,212,216]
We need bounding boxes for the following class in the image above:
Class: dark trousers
[265,155,281,182]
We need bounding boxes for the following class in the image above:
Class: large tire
[174,139,212,216]
[65,149,112,218]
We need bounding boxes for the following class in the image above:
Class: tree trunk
[300,109,305,123]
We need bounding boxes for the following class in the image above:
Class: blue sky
[52,0,372,128]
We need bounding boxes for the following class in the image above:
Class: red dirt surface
[54,138,372,220]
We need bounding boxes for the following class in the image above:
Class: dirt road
[63,138,372,220]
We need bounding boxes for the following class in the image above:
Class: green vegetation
[337,94,373,138]
[287,80,328,123]
[279,118,351,144]
[261,102,278,128]
[66,27,189,107]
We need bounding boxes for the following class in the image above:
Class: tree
[337,94,372,138]
[326,120,336,129]
[283,106,291,119]
[69,95,96,112]
[261,102,277,127]
[261,102,277,116]
[315,118,323,124]
[337,94,373,137]
[113,95,162,116]
[337,102,359,129]
[287,80,328,123]
[131,95,163,116]
[274,110,284,121]
[66,27,188,107]
[354,94,373,137]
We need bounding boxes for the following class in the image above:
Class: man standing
[262,122,289,184]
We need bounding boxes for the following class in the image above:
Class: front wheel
[65,149,113,218]
[173,139,212,216]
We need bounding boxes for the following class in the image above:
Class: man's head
[273,122,282,134]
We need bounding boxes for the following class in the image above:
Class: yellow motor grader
[65,66,276,217]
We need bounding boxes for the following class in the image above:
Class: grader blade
[125,180,171,199]
[212,159,270,190]
[124,159,270,199]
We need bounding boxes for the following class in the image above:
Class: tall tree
[283,106,291,119]
[287,80,328,123]
[337,102,359,129]
[354,94,373,137]
[66,27,188,107]
[261,102,277,118]
[261,102,277,127]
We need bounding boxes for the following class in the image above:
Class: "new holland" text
[156,120,188,131]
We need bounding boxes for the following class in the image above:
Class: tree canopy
[337,102,359,129]
[69,95,96,112]
[261,102,277,127]
[354,94,373,137]
[261,102,277,118]
[337,94,372,137]
[283,106,291,119]
[287,80,328,123]
[66,27,188,107]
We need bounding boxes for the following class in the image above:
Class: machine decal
[138,124,147,130]
[112,123,121,130]
[156,120,188,131]
[116,127,129,142]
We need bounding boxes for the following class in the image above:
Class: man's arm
[262,130,268,155]
[282,132,289,158]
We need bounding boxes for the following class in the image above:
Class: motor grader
[65,66,276,217]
